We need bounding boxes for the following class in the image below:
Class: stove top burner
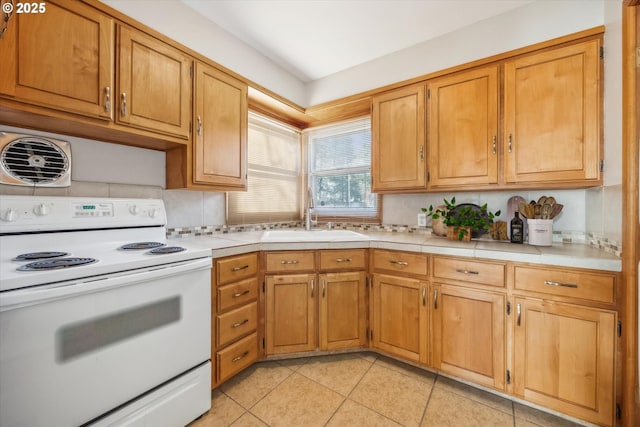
[147,246,186,255]
[120,242,165,250]
[17,257,98,271]
[14,251,69,261]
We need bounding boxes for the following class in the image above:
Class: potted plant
[422,197,501,241]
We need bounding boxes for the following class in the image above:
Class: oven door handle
[0,257,212,312]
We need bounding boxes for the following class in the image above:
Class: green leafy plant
[422,197,501,240]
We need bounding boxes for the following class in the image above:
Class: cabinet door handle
[197,115,202,136]
[389,260,409,266]
[492,135,497,155]
[310,279,314,298]
[231,265,249,272]
[455,269,479,275]
[322,279,326,297]
[231,319,249,328]
[232,289,250,298]
[232,351,249,362]
[280,260,299,265]
[508,134,513,153]
[433,289,438,309]
[422,287,426,306]
[121,93,127,117]
[516,303,521,326]
[544,280,578,289]
[335,258,352,263]
[104,87,111,112]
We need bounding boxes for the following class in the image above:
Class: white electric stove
[0,195,212,427]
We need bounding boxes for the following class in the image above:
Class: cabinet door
[513,298,615,426]
[117,26,191,138]
[431,284,505,390]
[372,85,426,191]
[504,39,601,184]
[371,274,428,364]
[318,272,367,351]
[427,66,499,187]
[266,274,316,355]
[0,0,113,119]
[194,62,248,189]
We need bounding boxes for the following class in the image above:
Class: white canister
[527,219,554,246]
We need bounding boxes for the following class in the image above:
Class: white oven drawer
[0,258,212,427]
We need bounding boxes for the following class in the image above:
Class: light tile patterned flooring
[189,352,584,427]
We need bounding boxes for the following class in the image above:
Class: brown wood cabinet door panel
[372,274,428,364]
[319,272,367,350]
[117,26,191,138]
[431,284,505,390]
[218,277,259,312]
[428,66,499,186]
[513,298,615,426]
[372,85,426,191]
[217,301,258,347]
[217,332,258,384]
[194,62,248,187]
[0,0,113,119]
[266,274,316,354]
[504,39,601,183]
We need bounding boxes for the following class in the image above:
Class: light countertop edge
[173,230,622,272]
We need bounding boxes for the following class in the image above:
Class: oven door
[0,257,211,427]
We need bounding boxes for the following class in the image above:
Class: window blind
[227,113,301,224]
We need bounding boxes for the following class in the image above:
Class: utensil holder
[527,219,553,246]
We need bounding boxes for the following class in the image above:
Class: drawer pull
[322,279,326,297]
[231,265,250,272]
[434,290,438,309]
[232,351,249,362]
[335,258,352,263]
[516,303,522,326]
[121,92,127,117]
[231,319,249,328]
[310,279,314,298]
[422,287,426,306]
[456,269,479,275]
[389,260,409,266]
[232,289,251,298]
[280,260,300,265]
[544,280,578,289]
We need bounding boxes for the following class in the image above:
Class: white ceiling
[181,0,535,83]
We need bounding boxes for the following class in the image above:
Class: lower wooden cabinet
[431,283,506,390]
[319,272,367,350]
[513,298,616,426]
[371,274,428,364]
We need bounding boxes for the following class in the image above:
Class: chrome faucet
[305,187,315,230]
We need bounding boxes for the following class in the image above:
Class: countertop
[173,230,622,272]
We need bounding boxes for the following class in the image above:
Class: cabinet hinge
[190,62,194,79]
[262,281,266,293]
[427,88,430,99]
[506,370,511,385]
[189,120,192,134]
[600,46,604,59]
[506,301,511,315]
[616,403,621,419]
[370,104,373,114]
[370,329,373,341]
[618,320,622,337]
[599,159,604,173]
[427,171,430,182]
[262,337,265,350]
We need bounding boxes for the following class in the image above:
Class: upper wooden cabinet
[0,0,114,119]
[372,84,427,192]
[504,39,602,184]
[117,26,192,139]
[427,66,499,187]
[193,62,247,189]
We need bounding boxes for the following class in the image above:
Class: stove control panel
[0,196,167,233]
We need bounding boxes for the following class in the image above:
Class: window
[227,113,301,224]
[306,117,379,222]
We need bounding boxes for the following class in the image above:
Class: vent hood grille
[0,133,71,187]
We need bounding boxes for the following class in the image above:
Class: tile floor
[188,352,585,427]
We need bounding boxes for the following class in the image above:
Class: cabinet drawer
[319,249,366,271]
[514,266,615,303]
[217,301,257,347]
[265,251,315,272]
[433,257,505,288]
[372,249,428,277]
[217,332,258,383]
[217,253,258,285]
[218,277,259,312]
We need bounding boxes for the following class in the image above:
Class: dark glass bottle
[510,211,524,244]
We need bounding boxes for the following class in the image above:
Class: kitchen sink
[260,229,369,242]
